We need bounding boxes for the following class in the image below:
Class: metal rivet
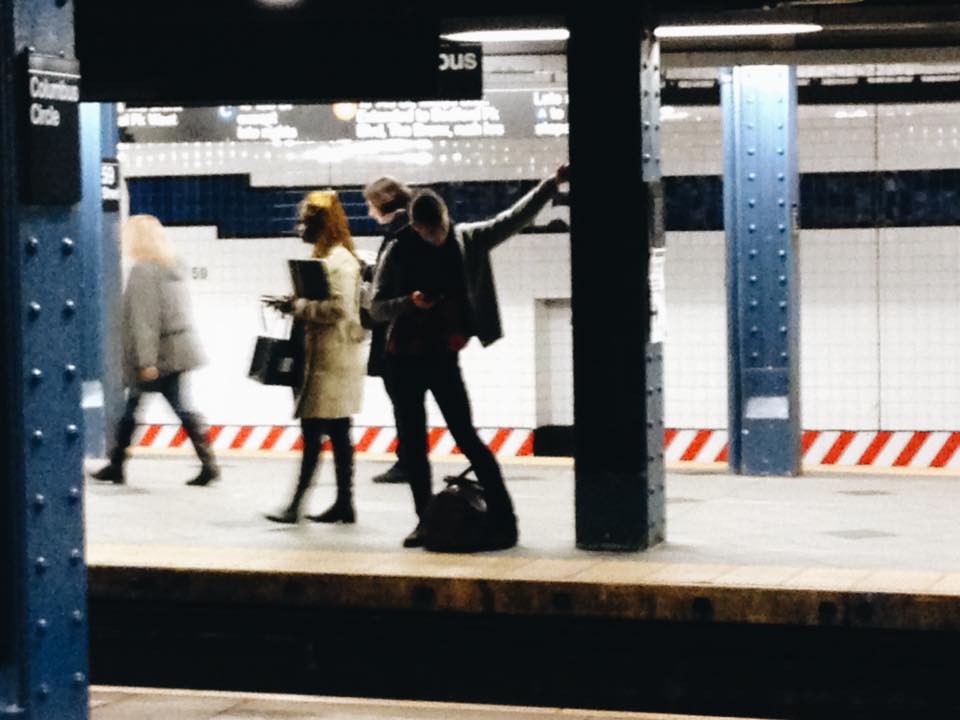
[72,609,84,624]
[32,430,43,444]
[73,672,86,686]
[36,618,49,633]
[780,325,788,334]
[67,424,79,438]
[778,173,785,181]
[778,198,786,206]
[748,249,758,258]
[748,224,757,233]
[748,275,758,284]
[749,326,759,335]
[70,548,82,564]
[642,153,651,162]
[781,352,789,359]
[27,236,39,254]
[747,123,754,130]
[747,172,756,181]
[748,199,757,207]
[65,363,77,378]
[28,302,41,317]
[643,121,651,129]
[64,299,77,315]
[779,224,787,233]
[35,557,47,573]
[750,300,759,308]
[747,147,756,156]
[62,237,75,254]
[34,494,45,509]
[742,429,750,436]
[37,684,49,699]
[750,352,759,359]
[779,275,787,285]
[68,486,81,502]
[779,301,788,309]
[31,368,43,383]
[778,147,785,155]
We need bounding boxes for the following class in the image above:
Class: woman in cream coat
[266,191,365,524]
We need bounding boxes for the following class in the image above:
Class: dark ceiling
[74,0,960,104]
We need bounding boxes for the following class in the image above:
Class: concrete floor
[90,687,765,719]
[85,455,960,572]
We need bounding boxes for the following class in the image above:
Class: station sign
[19,52,81,205]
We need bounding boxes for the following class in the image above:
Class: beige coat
[292,245,365,419]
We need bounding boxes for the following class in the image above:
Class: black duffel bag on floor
[423,467,490,553]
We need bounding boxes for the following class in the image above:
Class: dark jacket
[365,211,418,376]
[371,177,559,349]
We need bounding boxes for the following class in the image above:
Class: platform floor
[90,686,766,719]
[85,454,960,572]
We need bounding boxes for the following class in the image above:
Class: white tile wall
[662,231,728,429]
[879,227,960,429]
[799,230,880,429]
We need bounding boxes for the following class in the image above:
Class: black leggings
[288,417,353,512]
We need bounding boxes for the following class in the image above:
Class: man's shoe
[90,463,125,485]
[186,465,220,487]
[373,464,407,484]
[402,522,427,548]
[265,508,300,524]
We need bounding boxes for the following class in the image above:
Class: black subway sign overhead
[437,42,482,100]
[20,52,82,205]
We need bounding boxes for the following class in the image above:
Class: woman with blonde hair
[266,191,365,524]
[90,215,219,486]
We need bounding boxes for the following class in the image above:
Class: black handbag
[248,335,296,386]
[248,302,298,387]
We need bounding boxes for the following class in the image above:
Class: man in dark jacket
[362,177,418,484]
[371,164,569,549]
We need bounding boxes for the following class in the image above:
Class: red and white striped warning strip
[133,425,960,469]
[666,429,960,469]
[132,424,535,458]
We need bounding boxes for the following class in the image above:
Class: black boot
[306,498,355,524]
[372,462,407,484]
[265,506,300,524]
[90,462,125,485]
[187,464,220,487]
[309,451,355,523]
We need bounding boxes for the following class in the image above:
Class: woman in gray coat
[265,191,365,524]
[90,215,219,486]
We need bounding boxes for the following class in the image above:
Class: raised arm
[462,164,569,251]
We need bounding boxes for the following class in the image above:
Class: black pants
[112,372,215,467]
[389,353,514,523]
[287,417,353,513]
[381,365,406,472]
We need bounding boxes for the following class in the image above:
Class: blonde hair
[123,214,177,267]
[297,190,357,259]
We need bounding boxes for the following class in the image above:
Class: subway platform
[84,454,960,717]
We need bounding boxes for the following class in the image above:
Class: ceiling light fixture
[654,23,822,39]
[441,28,569,43]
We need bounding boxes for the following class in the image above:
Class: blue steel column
[722,66,801,476]
[0,1,89,719]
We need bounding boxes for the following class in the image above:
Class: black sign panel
[437,42,482,100]
[101,158,121,211]
[19,52,81,205]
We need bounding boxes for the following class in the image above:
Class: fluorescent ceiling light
[654,23,822,39]
[442,28,569,43]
